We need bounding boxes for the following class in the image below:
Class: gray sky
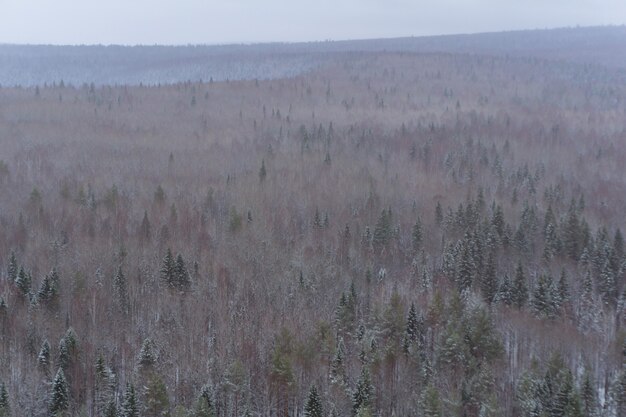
[1,0,625,45]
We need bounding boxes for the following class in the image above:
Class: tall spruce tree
[581,370,597,417]
[143,374,169,417]
[403,302,420,354]
[174,253,190,290]
[38,339,51,372]
[0,381,9,417]
[421,384,442,417]
[113,265,128,314]
[304,385,323,417]
[498,273,514,306]
[481,251,498,304]
[6,251,17,283]
[564,199,581,260]
[412,217,423,252]
[512,262,528,309]
[121,383,138,417]
[15,267,31,298]
[373,208,392,248]
[49,368,69,417]
[353,367,373,416]
[160,249,175,288]
[194,385,214,417]
[531,274,557,319]
[457,237,475,293]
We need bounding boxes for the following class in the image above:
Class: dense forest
[0,36,625,416]
[2,26,626,87]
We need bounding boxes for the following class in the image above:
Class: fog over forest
[0,23,625,417]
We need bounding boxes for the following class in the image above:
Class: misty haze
[0,2,626,417]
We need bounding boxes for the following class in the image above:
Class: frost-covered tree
[373,208,393,248]
[15,266,31,298]
[412,217,423,252]
[49,368,69,416]
[160,248,175,288]
[6,251,17,283]
[143,374,169,417]
[121,383,139,417]
[0,381,9,417]
[577,270,601,333]
[113,265,128,314]
[497,273,513,306]
[138,338,157,370]
[352,367,373,416]
[480,251,498,304]
[512,262,528,309]
[330,337,346,385]
[304,385,323,417]
[174,253,190,290]
[580,370,598,417]
[403,302,420,354]
[531,274,557,319]
[38,339,51,372]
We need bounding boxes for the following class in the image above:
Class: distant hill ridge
[1,25,625,86]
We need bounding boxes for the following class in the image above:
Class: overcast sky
[1,0,625,45]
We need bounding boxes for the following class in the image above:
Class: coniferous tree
[304,385,323,417]
[556,269,569,310]
[174,253,190,290]
[330,337,346,385]
[352,367,373,416]
[49,368,69,417]
[543,205,556,237]
[531,274,557,319]
[139,210,151,240]
[160,249,175,288]
[0,381,9,417]
[599,260,617,306]
[578,270,600,333]
[143,374,169,417]
[457,238,475,293]
[37,274,51,302]
[435,202,443,226]
[154,185,166,205]
[581,370,597,417]
[121,383,139,417]
[512,262,528,309]
[403,302,419,354]
[58,338,69,372]
[564,199,581,260]
[313,208,322,229]
[6,251,17,283]
[259,159,267,182]
[373,208,392,248]
[615,228,625,261]
[412,217,423,252]
[481,251,498,304]
[38,339,51,372]
[543,222,559,260]
[95,354,116,417]
[15,267,31,298]
[421,384,442,417]
[491,204,505,239]
[194,385,214,417]
[113,265,128,314]
[138,338,157,370]
[498,273,514,306]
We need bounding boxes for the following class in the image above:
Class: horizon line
[1,24,624,48]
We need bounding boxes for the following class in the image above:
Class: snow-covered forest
[0,28,625,416]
